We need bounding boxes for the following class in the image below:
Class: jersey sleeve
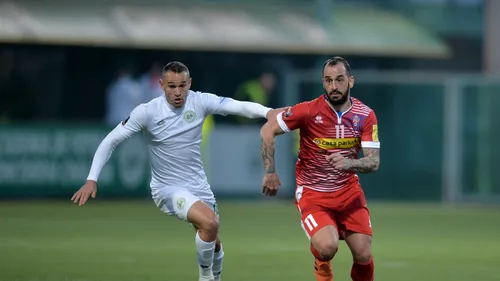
[360,110,380,148]
[201,92,271,118]
[276,102,309,133]
[87,104,148,182]
[200,92,227,115]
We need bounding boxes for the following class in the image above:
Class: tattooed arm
[349,147,380,173]
[260,119,286,196]
[260,104,306,196]
[260,120,285,174]
[351,109,381,173]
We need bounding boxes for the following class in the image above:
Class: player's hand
[325,153,352,171]
[71,180,97,206]
[262,173,282,196]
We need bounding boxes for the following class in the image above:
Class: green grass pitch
[1,200,499,281]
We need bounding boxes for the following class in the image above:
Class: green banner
[0,124,151,198]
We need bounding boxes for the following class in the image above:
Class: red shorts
[295,184,372,240]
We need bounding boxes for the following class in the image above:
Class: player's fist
[262,173,281,196]
[325,153,352,171]
[71,180,97,207]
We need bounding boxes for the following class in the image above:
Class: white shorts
[152,187,218,221]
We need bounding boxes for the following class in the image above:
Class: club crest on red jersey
[353,115,360,131]
[353,115,360,127]
[284,107,293,118]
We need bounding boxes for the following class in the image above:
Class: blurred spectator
[233,72,276,124]
[138,61,164,103]
[104,65,143,126]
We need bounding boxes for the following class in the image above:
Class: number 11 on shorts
[304,214,318,231]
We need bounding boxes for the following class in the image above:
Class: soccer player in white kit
[71,61,281,281]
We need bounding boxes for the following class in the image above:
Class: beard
[325,86,350,106]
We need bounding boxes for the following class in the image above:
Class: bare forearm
[349,147,380,174]
[349,156,378,173]
[261,134,276,174]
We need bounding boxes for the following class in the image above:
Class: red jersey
[277,95,380,192]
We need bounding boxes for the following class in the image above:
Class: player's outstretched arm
[202,92,289,120]
[260,119,286,196]
[71,126,132,206]
[217,98,272,119]
[72,104,147,206]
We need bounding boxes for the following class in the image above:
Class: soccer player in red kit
[260,57,380,281]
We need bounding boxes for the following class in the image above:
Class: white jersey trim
[361,141,380,148]
[276,112,291,133]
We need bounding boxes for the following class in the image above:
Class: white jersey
[87,90,271,198]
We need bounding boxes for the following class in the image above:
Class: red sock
[351,258,374,281]
[310,243,322,260]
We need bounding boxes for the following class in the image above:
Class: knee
[200,214,219,235]
[314,240,338,261]
[352,248,372,263]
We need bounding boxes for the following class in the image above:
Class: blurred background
[1,0,499,281]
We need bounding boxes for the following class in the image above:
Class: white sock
[213,244,224,280]
[195,232,216,276]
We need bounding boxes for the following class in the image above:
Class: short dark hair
[162,61,190,76]
[322,56,352,76]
